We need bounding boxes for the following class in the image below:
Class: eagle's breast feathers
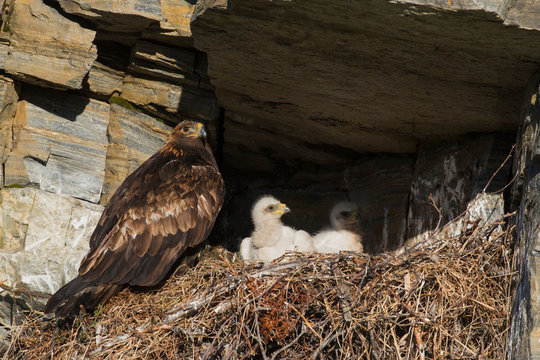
[79,150,224,287]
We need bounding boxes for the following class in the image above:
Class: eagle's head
[251,195,290,225]
[330,201,360,231]
[172,119,207,144]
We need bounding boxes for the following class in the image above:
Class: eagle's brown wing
[78,150,225,287]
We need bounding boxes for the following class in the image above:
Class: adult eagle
[45,119,225,320]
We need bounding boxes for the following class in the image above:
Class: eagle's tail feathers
[45,276,121,321]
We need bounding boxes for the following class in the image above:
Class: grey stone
[55,0,161,32]
[345,156,414,253]
[508,72,540,360]
[0,187,102,339]
[87,61,125,97]
[129,40,199,87]
[0,187,34,251]
[223,112,351,169]
[4,91,109,203]
[0,188,103,295]
[403,192,505,250]
[407,134,514,241]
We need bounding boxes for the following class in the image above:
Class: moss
[108,95,142,113]
[108,95,176,127]
[154,116,173,126]
[5,183,25,188]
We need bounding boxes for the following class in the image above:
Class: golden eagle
[45,120,225,320]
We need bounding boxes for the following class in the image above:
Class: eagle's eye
[340,211,349,217]
[266,205,276,212]
[181,125,191,133]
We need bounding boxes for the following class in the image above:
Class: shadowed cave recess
[193,0,539,254]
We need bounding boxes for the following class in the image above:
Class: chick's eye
[340,211,349,217]
[182,126,191,133]
[266,205,276,212]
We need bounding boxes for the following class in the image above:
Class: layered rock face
[0,0,219,344]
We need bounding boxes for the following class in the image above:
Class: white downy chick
[313,201,364,253]
[239,195,313,262]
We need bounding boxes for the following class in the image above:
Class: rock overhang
[191,0,540,169]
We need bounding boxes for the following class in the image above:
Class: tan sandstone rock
[141,0,195,47]
[56,0,161,32]
[5,0,97,89]
[0,76,18,165]
[100,103,171,204]
[121,75,220,121]
[88,61,125,97]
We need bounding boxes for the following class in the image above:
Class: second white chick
[313,201,364,253]
[239,195,313,262]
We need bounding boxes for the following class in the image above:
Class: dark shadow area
[93,39,131,72]
[210,131,515,255]
[19,84,91,122]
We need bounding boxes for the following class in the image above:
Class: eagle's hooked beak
[273,203,290,215]
[197,123,207,139]
[186,122,207,138]
[187,122,207,146]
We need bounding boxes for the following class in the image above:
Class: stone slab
[121,75,220,121]
[4,91,109,203]
[407,134,514,241]
[192,0,540,165]
[508,72,540,360]
[5,0,97,89]
[56,0,161,32]
[100,103,171,204]
[88,61,125,97]
[0,187,103,296]
[0,76,18,166]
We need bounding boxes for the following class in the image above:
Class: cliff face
[0,0,537,356]
[0,0,220,343]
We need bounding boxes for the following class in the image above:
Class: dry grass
[2,212,514,359]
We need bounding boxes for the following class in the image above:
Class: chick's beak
[346,210,360,224]
[281,203,290,214]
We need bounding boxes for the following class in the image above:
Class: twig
[286,301,322,341]
[429,193,443,235]
[254,312,269,360]
[482,143,516,194]
[0,281,50,298]
[270,327,308,360]
[161,280,240,324]
[413,325,425,360]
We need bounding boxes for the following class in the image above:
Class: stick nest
[3,215,514,359]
